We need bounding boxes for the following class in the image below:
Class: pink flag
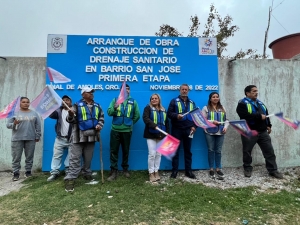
[116,81,128,105]
[0,96,20,119]
[274,112,300,130]
[156,135,180,160]
[47,67,71,83]
[31,85,62,119]
[229,120,258,138]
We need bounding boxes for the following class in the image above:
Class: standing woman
[143,93,169,182]
[6,97,41,181]
[202,92,229,179]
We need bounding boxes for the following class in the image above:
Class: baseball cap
[81,87,94,94]
[62,95,72,101]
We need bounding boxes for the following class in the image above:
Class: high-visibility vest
[240,98,269,126]
[77,100,101,131]
[112,98,135,126]
[174,97,195,122]
[149,107,167,134]
[206,108,226,134]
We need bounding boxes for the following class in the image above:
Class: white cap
[81,87,94,94]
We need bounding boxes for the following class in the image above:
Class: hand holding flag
[155,127,180,160]
[115,81,128,106]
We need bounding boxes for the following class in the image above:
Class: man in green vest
[107,84,140,181]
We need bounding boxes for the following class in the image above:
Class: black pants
[171,128,193,172]
[241,130,278,172]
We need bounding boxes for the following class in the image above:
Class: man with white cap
[47,95,73,181]
[64,87,104,192]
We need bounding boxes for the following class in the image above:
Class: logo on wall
[198,37,217,56]
[51,37,63,50]
[47,34,67,53]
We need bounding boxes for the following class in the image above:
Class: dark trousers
[171,128,193,171]
[241,130,278,172]
[110,130,132,170]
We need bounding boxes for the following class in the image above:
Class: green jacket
[107,96,140,132]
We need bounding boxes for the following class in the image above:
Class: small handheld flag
[31,85,62,119]
[274,112,300,130]
[0,96,20,119]
[229,120,258,138]
[189,107,216,129]
[115,81,128,105]
[47,67,71,83]
[155,127,180,160]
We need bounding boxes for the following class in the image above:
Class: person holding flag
[143,93,169,182]
[47,95,73,182]
[202,92,229,179]
[167,84,197,179]
[6,97,41,181]
[236,85,283,179]
[64,87,104,192]
[107,83,140,181]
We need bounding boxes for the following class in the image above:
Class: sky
[0,0,298,58]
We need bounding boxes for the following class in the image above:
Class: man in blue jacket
[236,85,283,179]
[47,95,73,181]
[167,84,197,179]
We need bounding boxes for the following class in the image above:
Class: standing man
[47,95,73,181]
[107,84,140,181]
[64,87,104,192]
[236,85,283,179]
[167,84,197,179]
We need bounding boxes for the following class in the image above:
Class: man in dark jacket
[47,95,73,181]
[236,85,283,179]
[167,84,197,179]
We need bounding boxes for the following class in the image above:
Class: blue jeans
[205,133,224,169]
[50,137,70,175]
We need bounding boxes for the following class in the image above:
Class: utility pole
[263,6,272,58]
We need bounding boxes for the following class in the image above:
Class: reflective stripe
[177,102,182,113]
[127,104,132,117]
[210,112,215,121]
[95,107,99,119]
[247,104,252,114]
[80,107,87,120]
[189,103,193,110]
[261,104,266,111]
[163,112,166,125]
[221,112,224,122]
[117,105,121,116]
[153,111,157,124]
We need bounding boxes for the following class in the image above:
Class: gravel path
[1,166,300,197]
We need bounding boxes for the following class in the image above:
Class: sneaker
[107,170,118,181]
[149,173,156,182]
[12,172,20,181]
[154,171,160,181]
[244,170,252,178]
[123,170,130,178]
[65,179,75,192]
[216,170,224,177]
[83,175,93,180]
[269,171,283,179]
[170,170,178,179]
[47,174,59,182]
[24,171,32,178]
[209,170,215,178]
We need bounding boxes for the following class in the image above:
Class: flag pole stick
[266,114,274,118]
[181,107,199,117]
[155,127,169,136]
[98,131,104,184]
[208,120,225,124]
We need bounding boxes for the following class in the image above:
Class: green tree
[155,4,265,59]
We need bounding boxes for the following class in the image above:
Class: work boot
[244,170,252,178]
[154,171,160,181]
[107,169,118,181]
[269,171,283,179]
[149,173,156,182]
[123,169,130,178]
